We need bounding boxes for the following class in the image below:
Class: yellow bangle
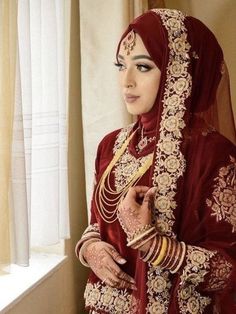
[152,236,168,266]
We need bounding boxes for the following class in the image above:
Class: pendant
[137,136,148,151]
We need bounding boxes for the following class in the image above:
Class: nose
[122,68,136,88]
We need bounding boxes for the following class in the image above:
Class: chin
[126,106,149,115]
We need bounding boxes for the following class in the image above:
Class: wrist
[138,238,152,252]
[78,238,101,267]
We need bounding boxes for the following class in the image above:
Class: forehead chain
[122,30,136,55]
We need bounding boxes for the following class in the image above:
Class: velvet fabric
[81,9,236,313]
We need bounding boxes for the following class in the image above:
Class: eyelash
[114,62,152,72]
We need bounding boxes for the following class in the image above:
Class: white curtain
[10,0,70,266]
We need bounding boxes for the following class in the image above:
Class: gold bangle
[127,226,155,247]
[170,242,187,273]
[152,236,168,266]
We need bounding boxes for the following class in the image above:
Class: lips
[124,93,140,103]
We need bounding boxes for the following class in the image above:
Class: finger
[141,187,157,210]
[106,244,127,264]
[116,279,137,290]
[105,268,137,290]
[125,186,150,202]
[117,268,136,284]
[104,255,136,285]
[104,276,137,290]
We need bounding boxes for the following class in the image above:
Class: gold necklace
[95,131,154,223]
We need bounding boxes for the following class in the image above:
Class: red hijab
[117,9,235,143]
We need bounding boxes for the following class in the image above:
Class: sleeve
[75,129,121,265]
[75,141,103,265]
[178,156,236,289]
[174,155,236,312]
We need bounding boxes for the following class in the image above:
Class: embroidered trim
[178,246,216,313]
[83,223,100,236]
[207,156,236,232]
[150,9,191,238]
[146,8,192,314]
[113,123,134,154]
[84,282,139,314]
[146,267,172,314]
[207,254,232,291]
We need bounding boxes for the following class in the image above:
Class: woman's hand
[84,241,136,290]
[117,186,156,238]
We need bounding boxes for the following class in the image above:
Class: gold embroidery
[178,246,216,313]
[146,267,172,314]
[207,254,232,291]
[207,156,236,232]
[84,282,139,313]
[114,148,153,192]
[113,123,134,154]
[146,8,192,313]
[150,9,191,241]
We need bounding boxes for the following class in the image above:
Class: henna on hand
[84,241,136,290]
[117,186,156,239]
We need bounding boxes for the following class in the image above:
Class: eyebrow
[118,54,153,61]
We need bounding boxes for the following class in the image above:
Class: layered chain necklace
[95,130,154,223]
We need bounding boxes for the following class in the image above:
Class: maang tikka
[123,30,136,55]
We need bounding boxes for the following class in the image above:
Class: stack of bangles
[140,234,186,273]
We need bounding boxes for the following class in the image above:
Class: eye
[114,62,126,71]
[136,64,152,72]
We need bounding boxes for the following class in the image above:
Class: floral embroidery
[207,156,236,232]
[84,282,139,314]
[146,267,172,314]
[146,8,192,314]
[113,123,134,154]
[207,254,232,291]
[178,246,216,313]
[150,9,191,241]
[114,148,153,192]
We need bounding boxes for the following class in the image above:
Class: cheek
[144,77,161,102]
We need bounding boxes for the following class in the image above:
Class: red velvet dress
[83,122,236,314]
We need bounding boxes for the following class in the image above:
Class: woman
[76,8,236,313]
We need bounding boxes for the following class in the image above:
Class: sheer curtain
[0,0,70,271]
